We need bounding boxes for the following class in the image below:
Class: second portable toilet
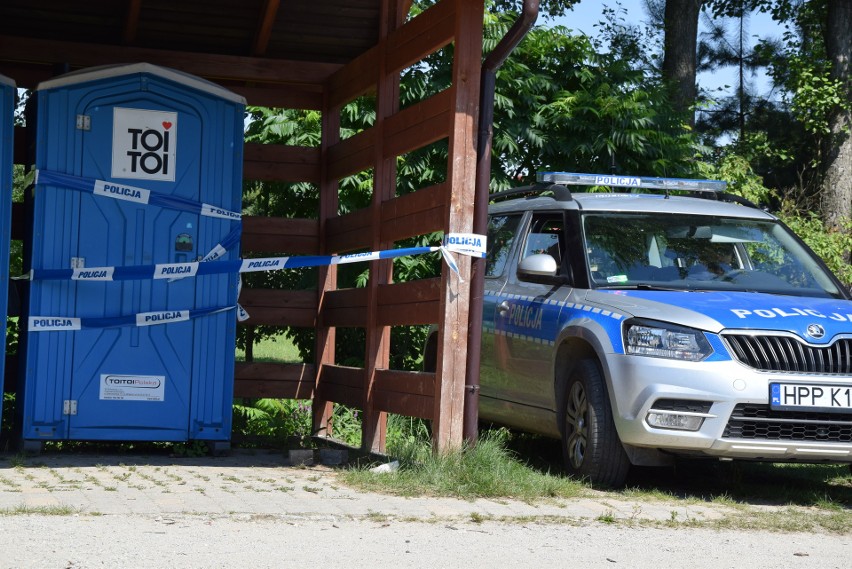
[0,73,15,433]
[20,64,245,451]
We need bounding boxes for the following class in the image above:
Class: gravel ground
[0,450,849,568]
[2,515,849,569]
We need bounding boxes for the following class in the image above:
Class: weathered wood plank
[243,143,320,183]
[380,183,446,242]
[0,35,342,85]
[320,287,368,327]
[228,83,323,110]
[234,362,316,399]
[383,89,452,159]
[325,208,372,253]
[10,203,26,241]
[238,289,317,327]
[374,369,435,395]
[376,279,441,325]
[432,0,483,451]
[385,0,455,74]
[315,364,363,408]
[326,45,380,109]
[241,216,319,254]
[327,128,376,181]
[372,390,434,419]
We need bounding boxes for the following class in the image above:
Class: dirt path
[0,451,849,568]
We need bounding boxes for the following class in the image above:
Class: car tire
[561,359,630,488]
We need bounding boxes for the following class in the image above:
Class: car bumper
[605,353,852,462]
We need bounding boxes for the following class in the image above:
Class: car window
[485,214,523,277]
[521,214,566,275]
[582,212,842,297]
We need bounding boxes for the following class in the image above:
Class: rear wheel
[561,359,630,487]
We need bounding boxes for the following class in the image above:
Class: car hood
[584,289,852,343]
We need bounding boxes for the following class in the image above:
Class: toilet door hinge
[76,115,91,131]
[63,400,78,415]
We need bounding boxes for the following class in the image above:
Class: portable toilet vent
[21,64,244,451]
[0,73,14,433]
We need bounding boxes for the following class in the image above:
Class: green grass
[236,334,302,363]
[341,431,585,502]
[0,504,81,516]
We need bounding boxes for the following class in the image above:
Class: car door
[485,212,573,423]
[480,212,524,384]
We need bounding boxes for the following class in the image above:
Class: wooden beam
[123,0,143,45]
[231,83,324,110]
[325,207,371,253]
[241,216,319,255]
[11,203,26,241]
[326,128,376,181]
[243,143,321,183]
[0,35,341,85]
[315,364,363,409]
[380,182,446,242]
[377,279,441,325]
[373,369,435,419]
[432,0,483,452]
[237,289,318,327]
[385,0,455,74]
[234,362,316,399]
[326,45,380,109]
[252,0,281,56]
[383,89,451,159]
[13,125,27,167]
[312,103,342,438]
[320,287,368,327]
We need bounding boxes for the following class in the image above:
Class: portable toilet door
[22,64,244,449]
[0,73,14,434]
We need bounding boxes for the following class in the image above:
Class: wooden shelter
[1,0,484,452]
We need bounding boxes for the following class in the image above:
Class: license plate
[770,382,852,412]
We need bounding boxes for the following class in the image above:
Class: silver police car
[427,172,852,487]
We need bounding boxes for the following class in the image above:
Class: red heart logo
[162,121,172,130]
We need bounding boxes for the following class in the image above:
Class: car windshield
[582,212,843,298]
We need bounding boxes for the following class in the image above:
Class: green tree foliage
[488,4,701,186]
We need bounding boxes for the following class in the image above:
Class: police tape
[27,306,234,332]
[22,234,487,283]
[35,169,242,221]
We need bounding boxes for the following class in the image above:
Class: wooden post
[361,0,404,452]
[432,0,483,451]
[313,101,341,437]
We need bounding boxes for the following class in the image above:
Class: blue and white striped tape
[28,306,233,332]
[35,169,242,220]
[25,238,485,283]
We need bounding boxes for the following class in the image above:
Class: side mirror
[517,253,558,278]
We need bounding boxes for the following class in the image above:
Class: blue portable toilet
[0,73,14,432]
[21,64,244,451]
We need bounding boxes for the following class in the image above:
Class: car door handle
[498,301,511,317]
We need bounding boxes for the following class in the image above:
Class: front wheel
[561,359,630,487]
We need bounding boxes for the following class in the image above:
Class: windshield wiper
[596,284,687,292]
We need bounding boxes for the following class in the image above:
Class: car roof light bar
[537,172,727,193]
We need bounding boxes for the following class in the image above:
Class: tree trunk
[662,0,703,127]
[821,0,852,241]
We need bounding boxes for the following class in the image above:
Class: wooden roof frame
[1,0,484,453]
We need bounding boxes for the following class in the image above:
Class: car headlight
[623,319,713,362]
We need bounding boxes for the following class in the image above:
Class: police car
[426,172,852,487]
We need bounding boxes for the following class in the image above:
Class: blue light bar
[536,172,727,193]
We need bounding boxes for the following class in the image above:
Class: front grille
[723,334,852,374]
[724,404,852,442]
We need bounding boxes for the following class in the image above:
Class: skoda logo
[806,324,825,339]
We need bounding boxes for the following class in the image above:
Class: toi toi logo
[112,108,177,182]
[126,126,171,175]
